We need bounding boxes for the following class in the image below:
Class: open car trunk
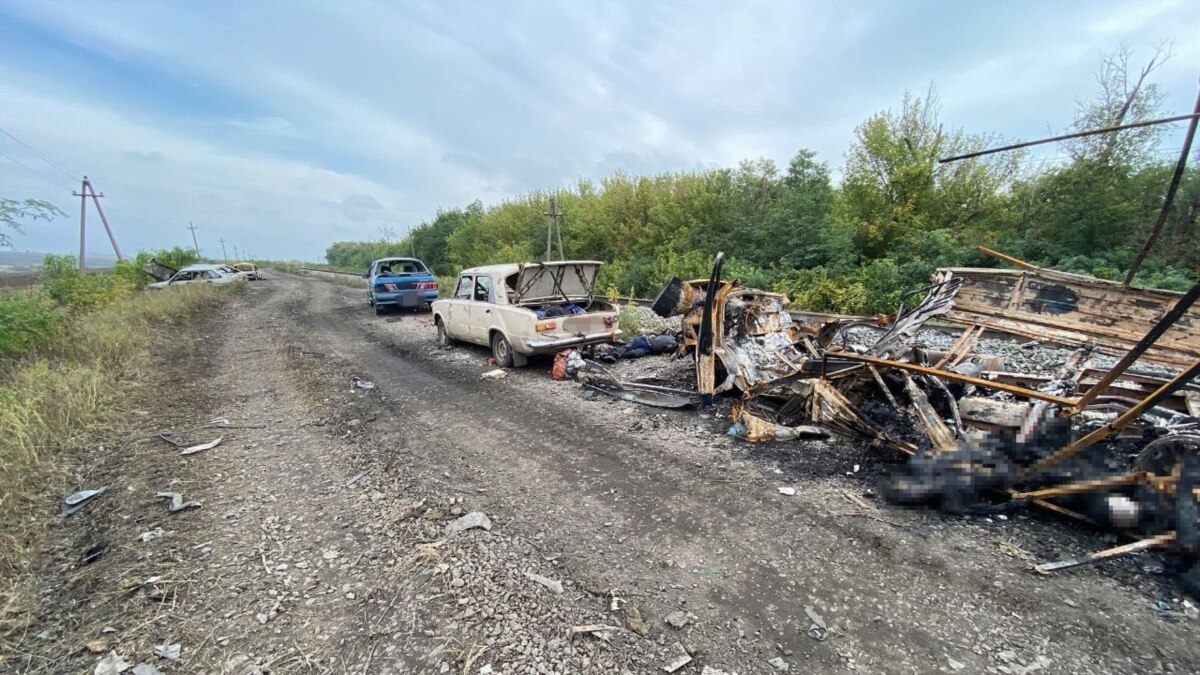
[510,261,602,307]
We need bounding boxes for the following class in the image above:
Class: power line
[0,147,76,192]
[0,123,81,183]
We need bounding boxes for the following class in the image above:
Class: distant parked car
[430,261,620,367]
[146,264,245,289]
[231,262,264,280]
[366,257,438,314]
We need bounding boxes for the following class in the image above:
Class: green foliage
[0,294,62,360]
[0,198,66,248]
[322,57,1198,316]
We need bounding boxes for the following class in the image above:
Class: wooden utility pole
[72,176,124,270]
[187,220,200,256]
[218,236,229,262]
[544,196,564,261]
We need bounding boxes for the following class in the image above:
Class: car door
[446,274,474,340]
[366,262,377,303]
[466,274,495,344]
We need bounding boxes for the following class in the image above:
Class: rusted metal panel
[939,267,1200,367]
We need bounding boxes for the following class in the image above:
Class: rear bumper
[373,290,439,307]
[525,329,622,353]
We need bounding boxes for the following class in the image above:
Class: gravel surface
[12,271,1199,674]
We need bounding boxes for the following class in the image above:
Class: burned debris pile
[647,249,1200,587]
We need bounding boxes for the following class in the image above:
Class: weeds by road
[0,280,238,635]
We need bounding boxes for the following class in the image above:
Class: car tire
[375,303,386,316]
[435,318,451,348]
[491,332,514,368]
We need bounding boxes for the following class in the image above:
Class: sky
[0,0,1197,262]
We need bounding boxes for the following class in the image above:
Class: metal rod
[1011,472,1150,500]
[833,353,1077,406]
[1068,283,1200,414]
[1033,533,1175,574]
[939,112,1200,163]
[976,245,1042,271]
[1124,82,1200,285]
[1021,357,1200,480]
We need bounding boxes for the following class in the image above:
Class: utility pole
[544,196,564,261]
[187,220,200,256]
[218,236,229,262]
[72,176,124,270]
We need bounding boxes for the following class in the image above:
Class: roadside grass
[0,277,238,635]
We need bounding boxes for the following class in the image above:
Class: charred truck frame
[652,248,1200,585]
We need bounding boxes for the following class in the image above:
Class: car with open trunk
[431,261,621,367]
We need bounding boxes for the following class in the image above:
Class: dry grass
[0,283,237,635]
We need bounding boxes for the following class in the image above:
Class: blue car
[366,257,439,314]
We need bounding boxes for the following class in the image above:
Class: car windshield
[377,260,428,275]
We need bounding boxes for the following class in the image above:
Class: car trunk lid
[513,261,602,306]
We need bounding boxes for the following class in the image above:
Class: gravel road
[15,271,1199,674]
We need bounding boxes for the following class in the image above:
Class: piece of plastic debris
[61,487,107,517]
[152,643,181,660]
[137,528,164,543]
[767,656,790,671]
[352,377,375,389]
[804,605,828,641]
[132,665,163,675]
[701,667,735,675]
[777,487,796,496]
[478,665,493,674]
[180,436,223,456]
[523,571,563,594]
[156,492,202,513]
[95,651,130,675]
[446,511,492,534]
[662,643,692,672]
[480,369,507,380]
[345,470,369,487]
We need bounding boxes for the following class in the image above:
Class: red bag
[551,350,573,380]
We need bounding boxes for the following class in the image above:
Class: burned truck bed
[639,250,1200,594]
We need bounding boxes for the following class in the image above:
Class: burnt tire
[491,332,514,368]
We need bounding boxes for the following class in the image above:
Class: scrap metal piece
[181,436,223,456]
[156,492,202,513]
[1033,533,1175,574]
[810,379,918,455]
[901,373,957,453]
[728,404,829,442]
[61,487,107,517]
[869,272,963,357]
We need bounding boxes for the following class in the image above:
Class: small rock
[767,656,789,671]
[625,606,650,636]
[446,511,492,535]
[664,610,690,629]
[947,656,964,671]
[86,639,108,653]
[132,665,163,675]
[777,487,796,496]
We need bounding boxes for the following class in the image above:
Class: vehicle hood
[513,261,602,306]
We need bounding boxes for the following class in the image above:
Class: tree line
[326,51,1198,315]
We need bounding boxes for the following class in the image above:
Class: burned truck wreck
[650,250,1200,587]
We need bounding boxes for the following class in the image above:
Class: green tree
[1,198,65,248]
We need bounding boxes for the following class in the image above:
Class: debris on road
[94,651,130,675]
[569,624,621,641]
[352,376,375,389]
[624,605,650,636]
[481,369,507,380]
[137,527,164,543]
[522,571,564,594]
[180,436,223,455]
[156,492,202,513]
[777,487,796,496]
[767,656,790,671]
[152,643,181,660]
[446,511,493,534]
[805,606,829,641]
[641,249,1200,593]
[61,487,106,517]
[661,643,692,672]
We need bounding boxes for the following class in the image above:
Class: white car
[431,261,621,367]
[147,264,245,289]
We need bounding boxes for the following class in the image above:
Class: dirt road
[15,271,1200,674]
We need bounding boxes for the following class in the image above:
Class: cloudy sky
[1,0,1197,262]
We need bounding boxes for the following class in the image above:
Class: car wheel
[435,318,451,347]
[491,332,514,368]
[375,303,386,316]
